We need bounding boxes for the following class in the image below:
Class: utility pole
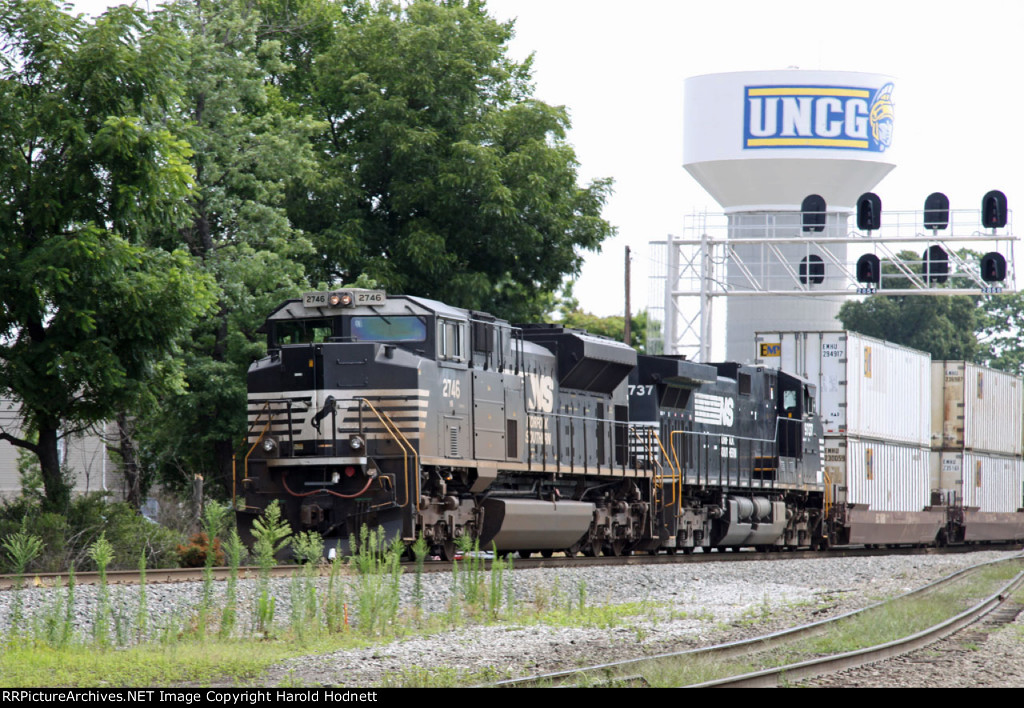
[624,245,631,346]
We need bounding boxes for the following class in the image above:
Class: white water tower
[682,70,897,362]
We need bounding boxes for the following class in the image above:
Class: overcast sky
[70,0,1024,318]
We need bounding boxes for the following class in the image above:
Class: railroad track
[1,543,1019,590]
[490,554,1024,688]
[802,598,1024,688]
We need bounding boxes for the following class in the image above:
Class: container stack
[930,361,1024,514]
[755,331,932,512]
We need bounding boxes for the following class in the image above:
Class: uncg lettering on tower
[743,84,894,153]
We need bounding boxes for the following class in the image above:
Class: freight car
[239,288,829,557]
[237,289,1024,556]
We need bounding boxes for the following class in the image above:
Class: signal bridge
[650,202,1017,362]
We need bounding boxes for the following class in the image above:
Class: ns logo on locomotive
[744,82,894,152]
[240,288,829,559]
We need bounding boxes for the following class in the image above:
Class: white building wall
[0,398,121,497]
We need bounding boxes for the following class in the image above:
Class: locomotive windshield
[274,318,334,345]
[351,315,427,342]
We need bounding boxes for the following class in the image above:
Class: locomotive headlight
[349,435,364,451]
[328,291,353,307]
[261,437,277,453]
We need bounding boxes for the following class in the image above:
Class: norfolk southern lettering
[743,83,894,152]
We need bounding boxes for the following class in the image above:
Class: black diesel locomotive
[240,289,827,557]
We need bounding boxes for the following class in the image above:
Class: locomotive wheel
[682,546,695,555]
[518,550,533,559]
[540,549,554,559]
[581,543,597,557]
[438,539,457,562]
[605,539,627,556]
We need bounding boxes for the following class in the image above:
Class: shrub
[0,492,185,572]
[176,532,225,568]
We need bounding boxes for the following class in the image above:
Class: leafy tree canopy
[837,250,980,362]
[132,0,319,496]
[837,294,979,361]
[0,0,216,509]
[553,287,650,353]
[975,292,1024,375]
[271,0,616,322]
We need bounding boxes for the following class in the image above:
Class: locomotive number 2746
[442,378,462,399]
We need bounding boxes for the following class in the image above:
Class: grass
[537,599,662,629]
[380,665,511,688]
[0,551,706,688]
[630,559,1024,687]
[11,517,1012,688]
[0,641,301,688]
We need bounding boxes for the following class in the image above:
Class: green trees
[271,0,615,322]
[837,295,979,361]
[0,0,615,508]
[974,292,1024,374]
[836,250,1024,369]
[144,0,616,491]
[136,0,317,494]
[554,289,650,352]
[0,1,215,509]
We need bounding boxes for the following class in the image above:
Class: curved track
[490,554,1024,688]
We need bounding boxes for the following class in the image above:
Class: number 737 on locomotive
[239,289,826,559]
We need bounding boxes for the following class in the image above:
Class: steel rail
[3,544,1020,591]
[490,554,1024,688]
[695,561,1024,688]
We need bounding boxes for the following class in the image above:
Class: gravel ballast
[2,550,1022,687]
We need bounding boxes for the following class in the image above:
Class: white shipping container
[931,450,1024,513]
[824,436,931,512]
[931,361,1024,456]
[755,331,931,446]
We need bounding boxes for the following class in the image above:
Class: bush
[176,532,225,568]
[0,492,186,572]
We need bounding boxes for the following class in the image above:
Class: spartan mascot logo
[869,82,895,152]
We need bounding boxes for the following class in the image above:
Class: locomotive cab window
[437,319,467,362]
[782,389,798,414]
[776,373,805,419]
[739,373,752,395]
[351,316,427,342]
[273,318,334,346]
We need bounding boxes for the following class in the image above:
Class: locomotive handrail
[667,429,696,509]
[242,401,277,492]
[642,427,681,506]
[527,409,642,477]
[631,425,671,501]
[664,424,808,491]
[633,426,667,474]
[354,397,419,511]
[237,399,291,510]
